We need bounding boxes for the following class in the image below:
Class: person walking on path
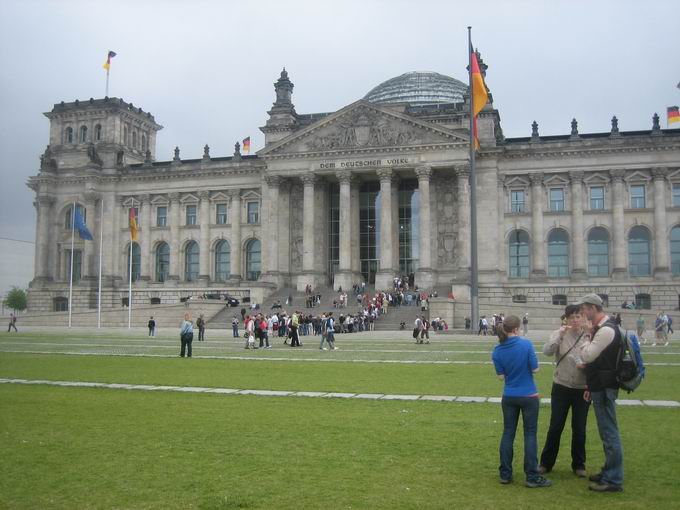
[232,316,239,338]
[522,313,529,336]
[148,316,156,337]
[492,315,551,488]
[539,304,591,478]
[179,313,194,358]
[636,315,646,344]
[577,293,624,493]
[244,315,255,349]
[7,313,18,332]
[196,314,206,341]
[290,311,301,347]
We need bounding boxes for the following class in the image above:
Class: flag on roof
[668,106,680,126]
[103,51,117,72]
[469,47,489,150]
[242,137,251,154]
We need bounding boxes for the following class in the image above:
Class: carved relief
[435,176,457,268]
[289,184,304,273]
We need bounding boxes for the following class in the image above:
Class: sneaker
[589,482,623,493]
[665,342,669,346]
[499,478,512,485]
[573,468,587,478]
[588,473,603,483]
[525,476,552,488]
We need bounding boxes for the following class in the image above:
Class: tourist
[577,293,624,492]
[258,314,270,349]
[653,313,666,346]
[539,304,590,478]
[420,316,430,344]
[290,311,301,347]
[244,315,255,349]
[196,314,206,341]
[636,315,645,344]
[148,316,156,337]
[325,312,336,350]
[7,312,18,333]
[522,313,529,336]
[492,315,550,488]
[232,316,239,338]
[179,313,193,358]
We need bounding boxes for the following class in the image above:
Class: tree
[4,287,27,313]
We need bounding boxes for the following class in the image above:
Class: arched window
[127,242,141,282]
[548,229,570,278]
[671,226,680,275]
[629,226,651,276]
[215,240,231,282]
[64,204,86,229]
[184,241,199,281]
[95,124,102,141]
[508,230,530,278]
[132,131,137,148]
[80,125,87,143]
[155,242,170,282]
[141,134,147,152]
[65,127,73,144]
[588,227,610,277]
[245,239,261,281]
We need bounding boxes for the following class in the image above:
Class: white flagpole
[128,200,133,329]
[105,69,110,97]
[68,201,76,328]
[97,199,104,328]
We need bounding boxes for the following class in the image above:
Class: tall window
[673,184,680,207]
[628,226,651,276]
[549,188,565,212]
[66,249,82,283]
[184,241,199,281]
[185,204,197,225]
[510,190,525,213]
[590,186,604,210]
[95,124,102,141]
[398,179,420,274]
[548,229,569,277]
[215,240,230,281]
[630,185,646,209]
[247,202,259,224]
[156,206,167,227]
[80,125,87,143]
[64,204,86,229]
[127,242,141,282]
[671,226,680,275]
[360,182,381,284]
[508,230,530,278]
[155,242,169,282]
[245,239,261,281]
[65,127,73,144]
[216,203,228,224]
[588,227,610,276]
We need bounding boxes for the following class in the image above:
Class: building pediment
[210,191,230,202]
[583,172,610,185]
[258,100,467,157]
[624,170,650,183]
[543,173,570,186]
[180,193,199,204]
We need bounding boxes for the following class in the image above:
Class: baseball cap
[574,293,604,307]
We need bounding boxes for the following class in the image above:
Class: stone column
[298,174,320,290]
[455,165,471,273]
[610,170,627,279]
[265,176,280,278]
[198,191,210,284]
[652,168,669,276]
[334,171,356,291]
[229,189,242,281]
[530,173,546,280]
[375,168,395,290]
[415,165,434,288]
[570,171,586,280]
[34,195,54,282]
[139,194,151,282]
[168,192,181,282]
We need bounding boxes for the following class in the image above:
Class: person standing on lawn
[231,316,239,338]
[196,314,206,341]
[179,313,193,358]
[539,304,590,478]
[492,315,551,488]
[7,313,18,332]
[577,293,624,493]
[148,316,156,337]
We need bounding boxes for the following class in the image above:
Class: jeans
[540,383,590,471]
[232,325,239,338]
[180,332,193,357]
[500,396,540,482]
[591,388,624,486]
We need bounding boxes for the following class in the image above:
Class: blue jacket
[492,336,539,397]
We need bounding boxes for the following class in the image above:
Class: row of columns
[526,169,672,280]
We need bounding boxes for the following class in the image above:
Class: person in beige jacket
[538,304,591,478]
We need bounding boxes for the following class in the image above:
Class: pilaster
[228,189,242,282]
[570,171,586,280]
[529,172,547,281]
[198,190,210,284]
[375,168,395,290]
[652,167,669,276]
[610,169,627,280]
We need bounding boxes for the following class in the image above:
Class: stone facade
[27,69,680,313]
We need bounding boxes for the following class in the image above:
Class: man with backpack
[576,294,624,493]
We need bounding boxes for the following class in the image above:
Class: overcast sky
[1,0,679,250]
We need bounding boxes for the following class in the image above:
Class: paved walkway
[2,377,678,408]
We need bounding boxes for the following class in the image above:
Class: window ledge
[151,226,169,230]
[624,208,653,213]
[584,209,610,214]
[183,224,200,229]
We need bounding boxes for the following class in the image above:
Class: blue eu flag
[73,208,93,240]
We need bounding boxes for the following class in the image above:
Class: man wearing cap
[576,293,624,493]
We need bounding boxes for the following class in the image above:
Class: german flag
[242,136,251,154]
[668,106,680,126]
[470,48,489,150]
[103,51,117,72]
[129,206,138,241]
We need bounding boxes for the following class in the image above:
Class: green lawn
[1,331,679,508]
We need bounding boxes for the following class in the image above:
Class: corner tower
[260,68,298,146]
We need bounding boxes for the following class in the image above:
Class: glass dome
[364,71,467,106]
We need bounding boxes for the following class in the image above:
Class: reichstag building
[27,62,680,312]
